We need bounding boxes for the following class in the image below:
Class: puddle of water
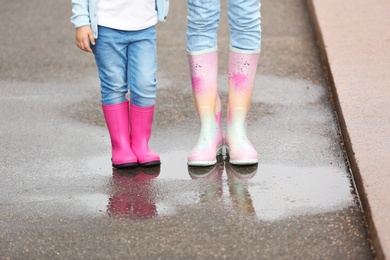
[153,152,354,221]
[33,150,354,221]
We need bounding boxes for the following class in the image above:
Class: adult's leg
[226,0,261,165]
[187,50,224,166]
[228,0,261,51]
[186,0,221,53]
[187,0,223,166]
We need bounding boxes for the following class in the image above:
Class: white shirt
[97,0,157,31]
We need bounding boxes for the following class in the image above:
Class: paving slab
[308,0,390,258]
[0,0,375,259]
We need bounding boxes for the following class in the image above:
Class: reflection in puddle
[188,157,224,203]
[152,151,355,221]
[226,162,258,217]
[62,153,356,221]
[107,166,160,219]
[187,156,258,217]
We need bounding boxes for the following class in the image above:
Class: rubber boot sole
[187,145,224,166]
[112,161,138,169]
[138,160,161,167]
[225,146,258,165]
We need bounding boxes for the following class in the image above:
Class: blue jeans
[93,26,158,106]
[186,0,261,53]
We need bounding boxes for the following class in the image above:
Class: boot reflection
[225,162,258,216]
[108,165,160,219]
[188,155,224,203]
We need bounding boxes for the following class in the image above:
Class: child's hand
[75,26,95,53]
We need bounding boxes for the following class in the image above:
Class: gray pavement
[308,0,390,258]
[0,0,376,259]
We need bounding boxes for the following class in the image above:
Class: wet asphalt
[0,0,374,259]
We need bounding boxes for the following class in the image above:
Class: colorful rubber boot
[102,101,138,168]
[130,103,161,166]
[226,48,260,165]
[187,50,224,166]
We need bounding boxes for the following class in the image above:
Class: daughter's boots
[102,101,160,168]
[102,101,138,168]
[187,50,224,166]
[130,103,161,166]
[225,48,260,165]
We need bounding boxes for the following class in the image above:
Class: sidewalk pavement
[308,0,390,259]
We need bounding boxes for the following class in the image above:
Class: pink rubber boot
[102,101,138,168]
[187,50,224,166]
[226,48,260,165]
[130,103,161,166]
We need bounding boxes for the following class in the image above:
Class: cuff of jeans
[187,46,218,56]
[230,46,261,54]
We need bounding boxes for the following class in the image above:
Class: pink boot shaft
[187,51,224,166]
[130,103,161,166]
[226,49,260,165]
[102,101,138,168]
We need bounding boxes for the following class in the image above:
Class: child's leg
[93,26,137,168]
[127,27,158,108]
[93,26,130,105]
[127,26,160,166]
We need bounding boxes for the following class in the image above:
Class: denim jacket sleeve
[70,0,98,38]
[156,0,169,22]
[70,0,90,28]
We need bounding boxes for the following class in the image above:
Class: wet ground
[0,0,374,259]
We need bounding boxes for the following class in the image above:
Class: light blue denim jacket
[70,0,169,38]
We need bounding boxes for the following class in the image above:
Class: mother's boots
[187,50,224,166]
[225,48,260,165]
[187,48,260,166]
